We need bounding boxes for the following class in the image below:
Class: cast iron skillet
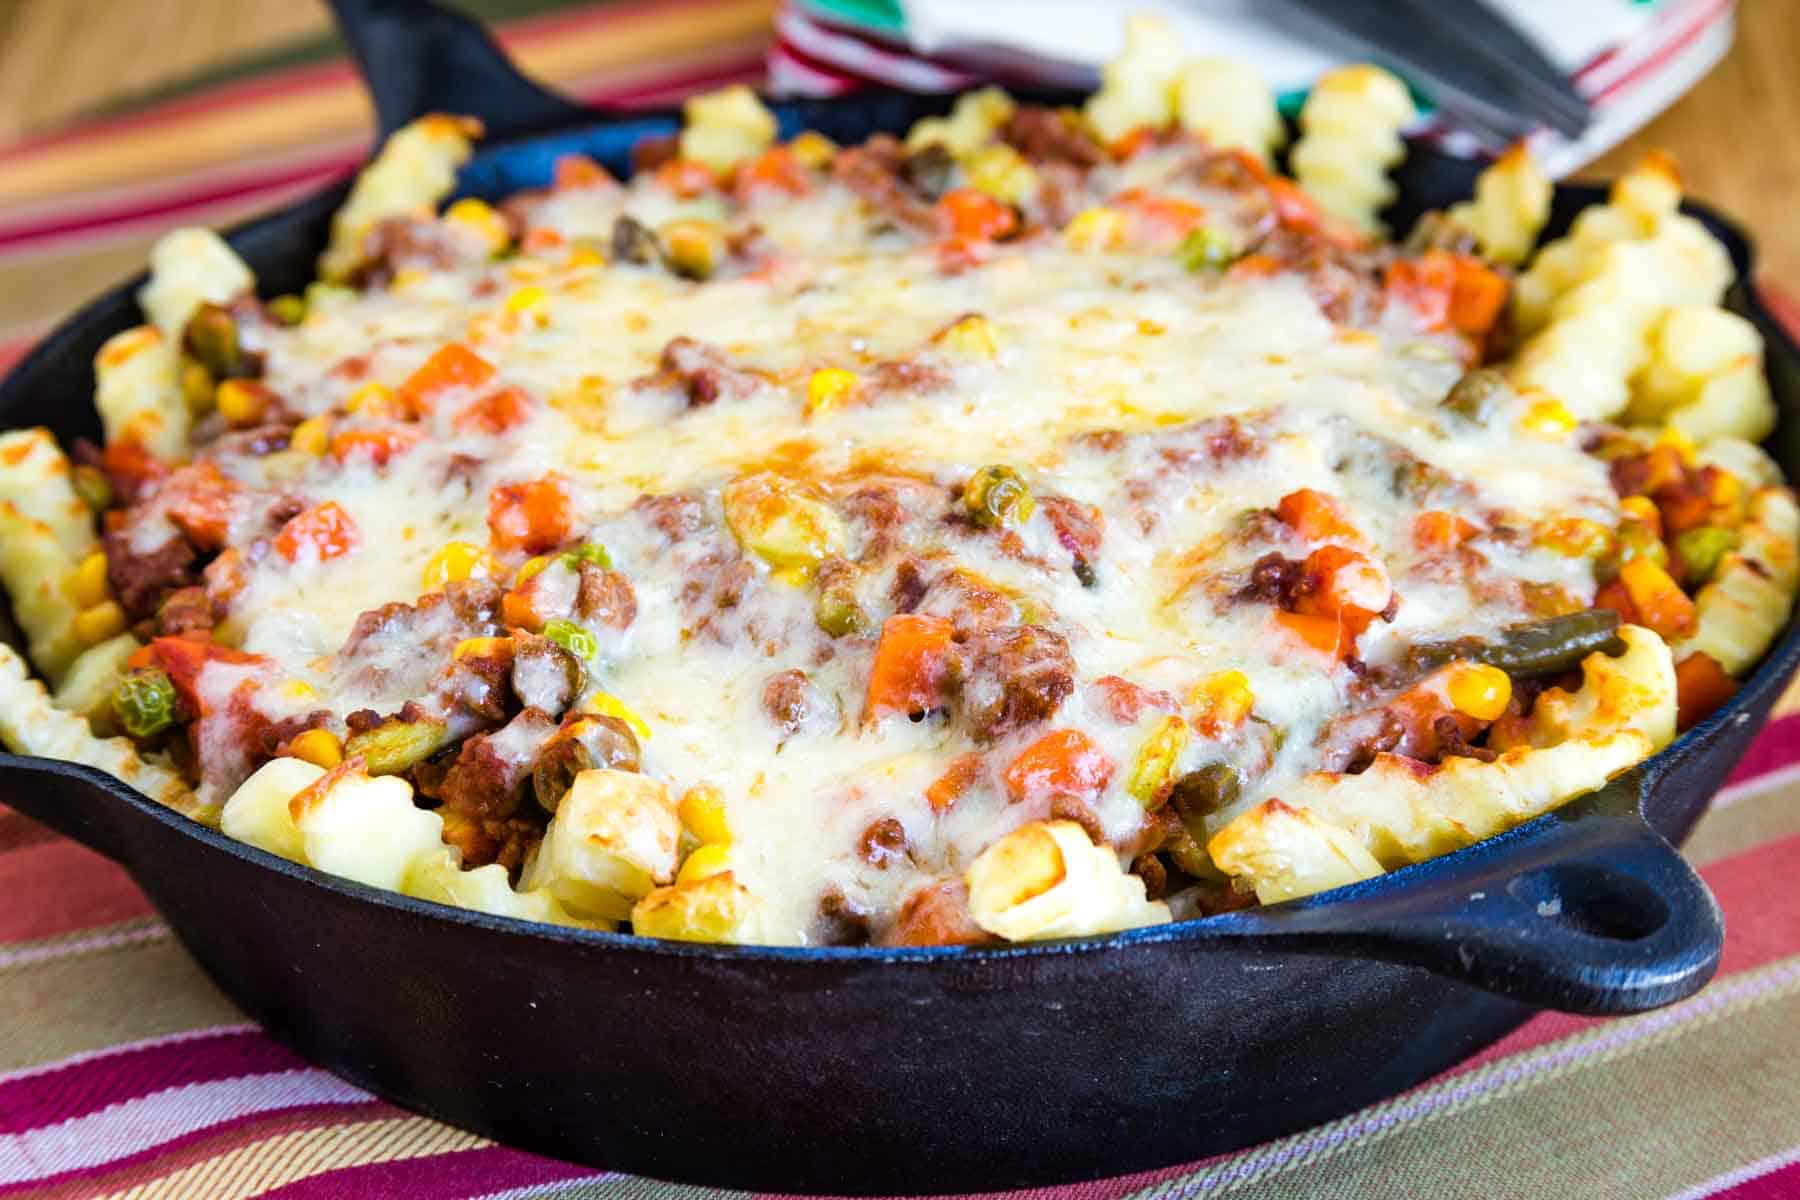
[3,2,1798,1192]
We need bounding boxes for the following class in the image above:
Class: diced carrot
[1275,487,1361,544]
[1113,188,1208,241]
[486,474,574,555]
[1656,486,1713,536]
[127,636,265,716]
[521,228,565,253]
[329,427,421,467]
[1264,175,1325,235]
[453,386,534,436]
[1675,652,1739,731]
[1447,255,1508,340]
[553,153,613,191]
[161,461,243,551]
[500,588,541,632]
[1413,510,1480,552]
[274,502,359,564]
[101,439,168,498]
[1294,544,1389,634]
[937,188,1018,242]
[1002,729,1114,805]
[865,613,957,720]
[1108,127,1157,161]
[1226,253,1282,280]
[736,146,812,198]
[1593,578,1640,625]
[1619,557,1697,639]
[1092,675,1177,724]
[926,752,985,813]
[655,158,718,198]
[396,343,496,416]
[1273,610,1343,658]
[1385,253,1455,332]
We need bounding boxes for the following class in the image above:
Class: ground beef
[1236,551,1306,608]
[634,491,708,543]
[430,707,560,821]
[857,817,909,867]
[762,668,825,736]
[1001,105,1102,167]
[863,358,951,399]
[154,585,214,636]
[576,564,637,629]
[354,216,465,287]
[104,529,196,620]
[832,134,939,233]
[957,624,1076,743]
[635,337,762,407]
[1039,494,1103,587]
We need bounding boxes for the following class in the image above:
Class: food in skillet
[0,18,1792,946]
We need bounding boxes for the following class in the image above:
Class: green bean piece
[71,464,113,513]
[1176,226,1237,272]
[343,717,451,775]
[542,618,600,661]
[1674,525,1738,586]
[963,465,1035,529]
[1441,367,1508,422]
[183,303,243,378]
[267,294,308,326]
[1168,764,1241,843]
[559,543,614,570]
[1408,610,1625,679]
[112,669,177,739]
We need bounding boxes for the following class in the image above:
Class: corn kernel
[452,636,513,662]
[444,197,511,256]
[421,540,498,590]
[660,219,725,280]
[679,784,731,845]
[216,379,271,428]
[966,143,1039,206]
[581,691,652,743]
[788,130,837,170]
[1446,662,1512,722]
[389,268,428,293]
[290,416,332,455]
[280,679,319,702]
[805,367,859,415]
[73,601,127,646]
[1619,495,1663,537]
[1064,207,1126,251]
[1534,517,1612,558]
[514,554,553,584]
[936,314,999,359]
[677,842,733,884]
[1190,669,1255,734]
[66,551,110,609]
[505,285,548,315]
[1654,426,1697,465]
[344,382,399,417]
[1520,397,1576,437]
[564,244,606,270]
[287,728,344,770]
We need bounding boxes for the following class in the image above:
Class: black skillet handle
[1222,773,1724,1015]
[326,0,588,142]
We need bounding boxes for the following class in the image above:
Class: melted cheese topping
[166,140,1625,944]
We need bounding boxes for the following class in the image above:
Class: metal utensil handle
[326,0,586,141]
[1211,773,1722,1015]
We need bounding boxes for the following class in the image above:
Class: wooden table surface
[0,0,1794,284]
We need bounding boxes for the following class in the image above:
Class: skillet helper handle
[0,754,141,864]
[326,0,587,141]
[1227,777,1723,1015]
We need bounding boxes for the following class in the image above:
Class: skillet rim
[0,111,1793,970]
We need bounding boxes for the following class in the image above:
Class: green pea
[112,670,177,739]
[1176,226,1238,272]
[963,465,1035,529]
[559,543,614,570]
[1675,525,1738,585]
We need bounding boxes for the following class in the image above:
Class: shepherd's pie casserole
[2,20,1793,945]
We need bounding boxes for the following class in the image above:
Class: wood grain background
[0,0,1793,282]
